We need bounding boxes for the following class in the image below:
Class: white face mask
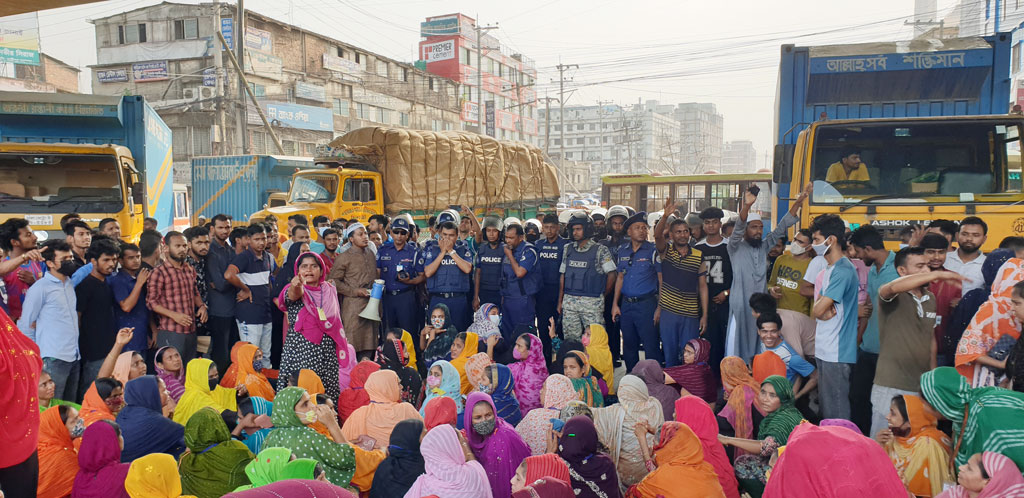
[789,243,807,256]
[431,316,445,329]
[488,314,501,325]
[317,226,328,237]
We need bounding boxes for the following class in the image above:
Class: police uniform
[500,241,541,339]
[560,239,616,341]
[536,235,570,350]
[601,232,627,364]
[475,240,504,312]
[416,238,474,331]
[377,218,419,334]
[617,212,663,370]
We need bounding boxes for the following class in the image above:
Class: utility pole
[211,1,227,154]
[235,0,247,154]
[538,96,557,156]
[475,20,499,135]
[555,62,578,171]
[595,100,613,177]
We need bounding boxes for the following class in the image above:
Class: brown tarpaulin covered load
[324,127,560,214]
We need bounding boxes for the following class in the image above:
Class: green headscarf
[920,367,1024,471]
[179,407,254,498]
[261,387,358,486]
[757,375,804,445]
[234,447,320,491]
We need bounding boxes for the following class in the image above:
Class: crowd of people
[2,184,1024,498]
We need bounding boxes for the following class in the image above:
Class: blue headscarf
[242,396,274,454]
[420,360,463,416]
[488,364,522,426]
[116,375,186,462]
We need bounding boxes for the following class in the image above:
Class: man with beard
[330,223,379,359]
[75,238,122,398]
[537,213,569,348]
[590,208,608,241]
[185,226,212,315]
[653,200,708,367]
[944,216,988,295]
[149,231,207,363]
[320,228,341,275]
[206,214,237,372]
[726,183,810,363]
[920,233,963,367]
[601,204,630,366]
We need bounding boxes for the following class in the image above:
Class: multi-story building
[560,160,592,194]
[418,13,539,143]
[666,102,724,174]
[89,2,462,184]
[0,53,80,93]
[722,140,758,174]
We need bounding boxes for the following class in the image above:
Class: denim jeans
[42,357,80,403]
[816,358,852,420]
[77,358,104,401]
[237,321,273,368]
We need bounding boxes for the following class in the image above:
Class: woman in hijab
[625,422,726,498]
[560,400,594,423]
[225,481,355,497]
[946,249,1014,362]
[593,375,665,487]
[920,366,1024,472]
[80,378,124,427]
[465,352,493,393]
[261,387,386,491]
[1,306,43,498]
[584,324,615,397]
[716,356,764,446]
[155,346,187,402]
[449,332,482,395]
[219,342,250,390]
[125,453,196,498]
[424,396,458,430]
[762,424,907,498]
[719,375,804,497]
[375,338,423,407]
[403,424,494,498]
[675,396,740,498]
[936,451,1024,498]
[277,251,349,402]
[510,454,573,498]
[173,358,237,425]
[470,303,514,364]
[38,405,82,498]
[369,419,425,498]
[116,376,185,462]
[482,363,523,426]
[341,369,423,449]
[876,394,952,497]
[237,396,275,453]
[234,344,275,401]
[752,351,787,384]
[563,350,604,407]
[110,351,146,387]
[72,421,130,498]
[663,338,716,404]
[464,392,531,498]
[512,478,574,498]
[631,360,679,420]
[232,447,319,491]
[516,374,580,455]
[421,360,464,417]
[291,369,336,441]
[558,415,621,498]
[421,303,459,368]
[508,332,548,413]
[336,360,380,423]
[272,242,307,300]
[956,252,1024,385]
[179,407,254,498]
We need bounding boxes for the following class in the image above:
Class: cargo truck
[250,127,560,231]
[191,154,316,224]
[0,92,174,241]
[773,34,1022,249]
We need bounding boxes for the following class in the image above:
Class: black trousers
[603,292,621,363]
[849,349,878,436]
[705,300,730,380]
[207,315,235,375]
[0,450,38,498]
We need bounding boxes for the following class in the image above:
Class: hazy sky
[32,0,960,162]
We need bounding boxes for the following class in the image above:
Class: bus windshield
[0,153,122,212]
[808,120,1023,204]
[289,174,338,203]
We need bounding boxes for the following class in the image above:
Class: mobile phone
[550,418,566,432]
[747,185,760,196]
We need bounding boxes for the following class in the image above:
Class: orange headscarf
[112,352,134,386]
[37,406,79,498]
[80,382,116,427]
[220,341,251,388]
[752,351,787,384]
[235,343,275,401]
[449,332,480,395]
[464,352,492,392]
[956,258,1024,381]
[626,422,727,498]
[886,395,953,497]
[297,369,334,441]
[719,356,762,441]
[340,369,422,449]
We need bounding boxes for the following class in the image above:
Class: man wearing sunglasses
[377,217,422,333]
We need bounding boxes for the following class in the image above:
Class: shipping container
[191,155,316,222]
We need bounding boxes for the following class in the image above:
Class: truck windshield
[0,153,122,211]
[289,174,337,203]
[808,120,1023,204]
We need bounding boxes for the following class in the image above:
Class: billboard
[244,51,283,80]
[202,67,216,87]
[420,16,460,37]
[132,61,169,82]
[0,13,40,66]
[295,81,326,102]
[245,26,273,53]
[220,18,234,50]
[422,39,455,62]
[255,101,333,132]
[485,100,495,136]
[97,68,129,83]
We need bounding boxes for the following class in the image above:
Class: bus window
[609,185,632,206]
[647,184,669,212]
[711,183,739,210]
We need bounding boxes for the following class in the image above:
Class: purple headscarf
[154,346,186,401]
[464,392,531,498]
[71,421,130,498]
[223,480,356,497]
[631,359,681,420]
[508,333,547,413]
[820,418,863,435]
[557,415,620,498]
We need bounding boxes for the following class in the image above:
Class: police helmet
[436,209,460,226]
[503,216,523,229]
[566,211,595,239]
[606,205,629,221]
[625,206,637,217]
[558,209,576,225]
[525,219,542,234]
[647,212,664,227]
[590,207,608,221]
[481,215,504,231]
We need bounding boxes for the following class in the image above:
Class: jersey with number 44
[694,239,732,297]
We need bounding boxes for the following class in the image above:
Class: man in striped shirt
[653,199,708,367]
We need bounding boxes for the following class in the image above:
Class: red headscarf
[0,307,42,468]
[423,396,458,430]
[336,360,380,422]
[675,395,740,498]
[523,454,570,484]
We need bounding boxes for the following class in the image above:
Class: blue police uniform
[377,222,419,334]
[475,241,505,312]
[535,236,569,359]
[616,235,663,370]
[416,238,474,331]
[500,241,541,340]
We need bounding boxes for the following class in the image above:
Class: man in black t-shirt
[694,206,732,379]
[76,238,121,400]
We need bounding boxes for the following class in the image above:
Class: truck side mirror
[773,144,794,184]
[358,182,371,203]
[132,182,145,205]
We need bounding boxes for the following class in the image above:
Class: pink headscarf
[403,424,494,498]
[463,392,531,498]
[72,421,130,498]
[508,333,547,413]
[938,452,1024,498]
[675,395,740,498]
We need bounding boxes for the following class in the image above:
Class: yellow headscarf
[125,453,197,498]
[586,324,615,395]
[173,358,237,425]
[399,329,419,372]
[448,332,480,395]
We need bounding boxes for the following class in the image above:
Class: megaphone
[359,279,385,321]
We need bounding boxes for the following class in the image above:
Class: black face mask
[525,232,539,243]
[56,260,77,277]
[209,378,220,390]
[593,226,608,240]
[890,425,911,438]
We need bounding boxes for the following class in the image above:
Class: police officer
[591,207,608,241]
[417,210,474,331]
[536,213,570,358]
[559,212,616,341]
[499,220,541,339]
[612,211,663,370]
[601,204,630,366]
[474,215,504,311]
[524,219,542,244]
[377,216,420,333]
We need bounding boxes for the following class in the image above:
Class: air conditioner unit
[182,87,199,100]
[200,87,215,99]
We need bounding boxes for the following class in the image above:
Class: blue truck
[191,155,316,223]
[0,92,174,240]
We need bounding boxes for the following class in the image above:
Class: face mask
[253,359,262,372]
[318,226,328,237]
[789,243,807,256]
[581,335,591,347]
[299,409,317,424]
[512,347,524,360]
[525,232,539,243]
[70,418,85,438]
[104,396,124,411]
[472,417,496,436]
[488,314,501,325]
[890,425,911,438]
[56,260,77,277]
[431,317,445,329]
[811,238,831,256]
[594,226,608,240]
[209,378,220,390]
[426,375,441,388]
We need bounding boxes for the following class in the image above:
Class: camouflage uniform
[560,239,616,341]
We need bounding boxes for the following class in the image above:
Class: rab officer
[612,211,663,370]
[559,211,617,341]
[417,209,474,331]
[377,216,420,333]
[474,215,504,311]
[499,220,542,340]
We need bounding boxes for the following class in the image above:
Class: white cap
[747,213,762,223]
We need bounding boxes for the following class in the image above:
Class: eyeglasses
[392,229,408,235]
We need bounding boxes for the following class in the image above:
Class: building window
[376,60,388,77]
[171,127,187,159]
[1015,43,1022,74]
[402,67,409,82]
[251,132,266,154]
[577,138,585,145]
[576,124,584,130]
[377,108,389,123]
[191,127,212,155]
[247,83,265,97]
[332,98,350,116]
[554,125,561,131]
[428,77,435,91]
[173,19,198,40]
[118,23,147,44]
[336,46,345,57]
[356,103,368,119]
[303,142,317,156]
[460,47,470,65]
[554,139,561,145]
[283,140,297,155]
[432,119,441,131]
[400,112,409,126]
[444,121,453,131]
[355,53,362,63]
